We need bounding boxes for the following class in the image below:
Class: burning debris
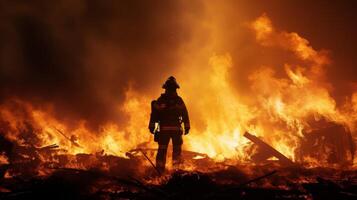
[1,159,357,200]
[244,132,295,167]
[0,119,356,199]
[296,121,355,166]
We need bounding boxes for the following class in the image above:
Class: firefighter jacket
[149,92,190,132]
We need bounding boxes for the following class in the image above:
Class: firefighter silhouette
[148,76,190,173]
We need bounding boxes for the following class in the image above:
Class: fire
[182,54,253,160]
[180,14,355,164]
[251,13,274,43]
[0,95,151,158]
[0,14,356,170]
[251,14,330,66]
[0,153,9,165]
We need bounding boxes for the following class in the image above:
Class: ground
[0,159,357,200]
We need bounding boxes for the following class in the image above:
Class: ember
[1,1,357,199]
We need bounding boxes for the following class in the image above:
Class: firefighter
[148,76,190,173]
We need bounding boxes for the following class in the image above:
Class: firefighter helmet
[162,76,180,89]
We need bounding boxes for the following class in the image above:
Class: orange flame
[0,14,356,169]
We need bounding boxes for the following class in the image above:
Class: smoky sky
[0,0,356,130]
[0,0,194,129]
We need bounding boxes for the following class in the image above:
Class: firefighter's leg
[172,133,183,168]
[156,134,170,173]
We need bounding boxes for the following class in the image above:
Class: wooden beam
[244,132,295,166]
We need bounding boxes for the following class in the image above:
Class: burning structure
[0,1,357,199]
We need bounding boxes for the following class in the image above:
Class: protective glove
[184,128,190,135]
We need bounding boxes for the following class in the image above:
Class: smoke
[0,0,194,129]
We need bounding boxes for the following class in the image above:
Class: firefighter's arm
[148,100,158,134]
[181,99,190,135]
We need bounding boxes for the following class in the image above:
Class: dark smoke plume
[0,0,192,129]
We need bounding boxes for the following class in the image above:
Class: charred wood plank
[139,149,161,176]
[244,132,295,166]
[53,127,82,148]
[38,144,59,151]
